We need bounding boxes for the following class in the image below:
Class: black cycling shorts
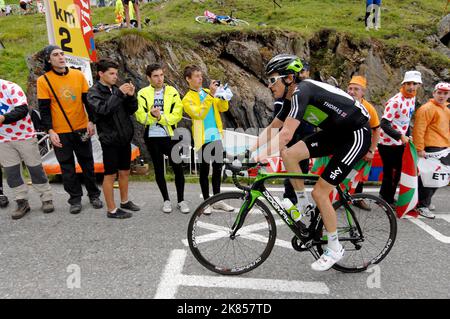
[303,123,371,185]
[101,143,132,176]
[123,0,139,5]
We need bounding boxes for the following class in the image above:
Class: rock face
[438,14,450,46]
[26,30,450,159]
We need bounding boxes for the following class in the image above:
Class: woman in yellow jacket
[136,63,189,214]
[182,65,233,214]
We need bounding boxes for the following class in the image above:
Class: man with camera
[37,45,103,215]
[88,59,140,219]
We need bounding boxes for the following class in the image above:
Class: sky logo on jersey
[329,167,343,180]
[302,105,328,126]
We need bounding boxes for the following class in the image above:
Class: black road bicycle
[188,161,397,275]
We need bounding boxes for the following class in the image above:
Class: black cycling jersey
[278,79,369,131]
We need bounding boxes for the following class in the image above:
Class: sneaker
[162,200,172,214]
[0,195,9,208]
[90,197,104,209]
[120,201,140,211]
[177,201,190,214]
[12,199,31,220]
[107,208,132,219]
[417,207,435,219]
[212,202,235,212]
[353,199,371,211]
[429,203,436,211]
[311,246,345,272]
[42,200,55,214]
[203,206,212,216]
[70,203,82,215]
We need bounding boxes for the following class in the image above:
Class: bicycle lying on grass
[188,160,397,275]
[195,10,249,26]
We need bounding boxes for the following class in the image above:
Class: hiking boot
[162,200,172,214]
[177,201,190,214]
[0,195,9,208]
[70,203,82,215]
[42,200,55,214]
[354,199,371,211]
[417,207,435,219]
[107,208,132,219]
[90,197,104,209]
[120,201,140,211]
[12,199,30,220]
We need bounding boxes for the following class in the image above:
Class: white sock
[327,231,341,251]
[109,208,118,214]
[121,201,129,205]
[296,190,310,208]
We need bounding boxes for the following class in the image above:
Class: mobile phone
[214,80,221,87]
[125,78,133,85]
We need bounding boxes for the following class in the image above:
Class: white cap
[402,71,422,84]
[434,82,450,92]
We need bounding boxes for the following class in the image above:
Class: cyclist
[251,54,371,271]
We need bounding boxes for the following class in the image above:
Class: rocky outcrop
[26,30,450,159]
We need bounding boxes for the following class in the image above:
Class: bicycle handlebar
[224,160,268,191]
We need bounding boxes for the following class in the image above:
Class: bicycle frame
[229,170,365,256]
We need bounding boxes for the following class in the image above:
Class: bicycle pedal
[291,236,310,252]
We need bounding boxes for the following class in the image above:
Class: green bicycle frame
[230,169,364,247]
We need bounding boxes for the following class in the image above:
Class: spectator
[365,0,381,31]
[378,70,422,208]
[37,45,103,215]
[182,65,232,215]
[136,63,189,214]
[347,75,381,210]
[87,59,139,219]
[0,78,54,219]
[123,0,141,29]
[19,0,32,13]
[299,60,310,80]
[412,82,450,219]
[98,0,106,7]
[0,0,5,16]
[0,166,9,208]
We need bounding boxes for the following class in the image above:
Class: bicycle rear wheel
[317,194,397,273]
[187,191,276,275]
[195,16,211,24]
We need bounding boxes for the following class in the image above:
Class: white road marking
[181,219,292,249]
[154,249,329,299]
[407,213,450,244]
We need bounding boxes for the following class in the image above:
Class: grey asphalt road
[0,181,449,299]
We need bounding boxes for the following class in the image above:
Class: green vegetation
[1,0,448,88]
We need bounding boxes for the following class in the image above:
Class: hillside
[0,0,449,89]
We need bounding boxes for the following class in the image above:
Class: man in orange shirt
[412,82,450,219]
[347,75,381,210]
[37,45,103,215]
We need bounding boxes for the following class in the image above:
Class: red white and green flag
[311,156,371,202]
[396,141,419,218]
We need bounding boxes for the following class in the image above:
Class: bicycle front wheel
[229,19,250,26]
[317,193,397,273]
[187,191,276,275]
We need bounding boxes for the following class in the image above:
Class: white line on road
[154,249,329,299]
[407,214,450,244]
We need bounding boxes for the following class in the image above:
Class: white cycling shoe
[311,245,345,272]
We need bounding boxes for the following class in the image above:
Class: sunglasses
[267,75,287,87]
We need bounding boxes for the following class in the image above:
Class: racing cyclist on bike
[250,54,371,271]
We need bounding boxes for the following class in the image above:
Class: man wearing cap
[347,75,381,210]
[378,70,422,208]
[412,82,450,219]
[37,45,103,215]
